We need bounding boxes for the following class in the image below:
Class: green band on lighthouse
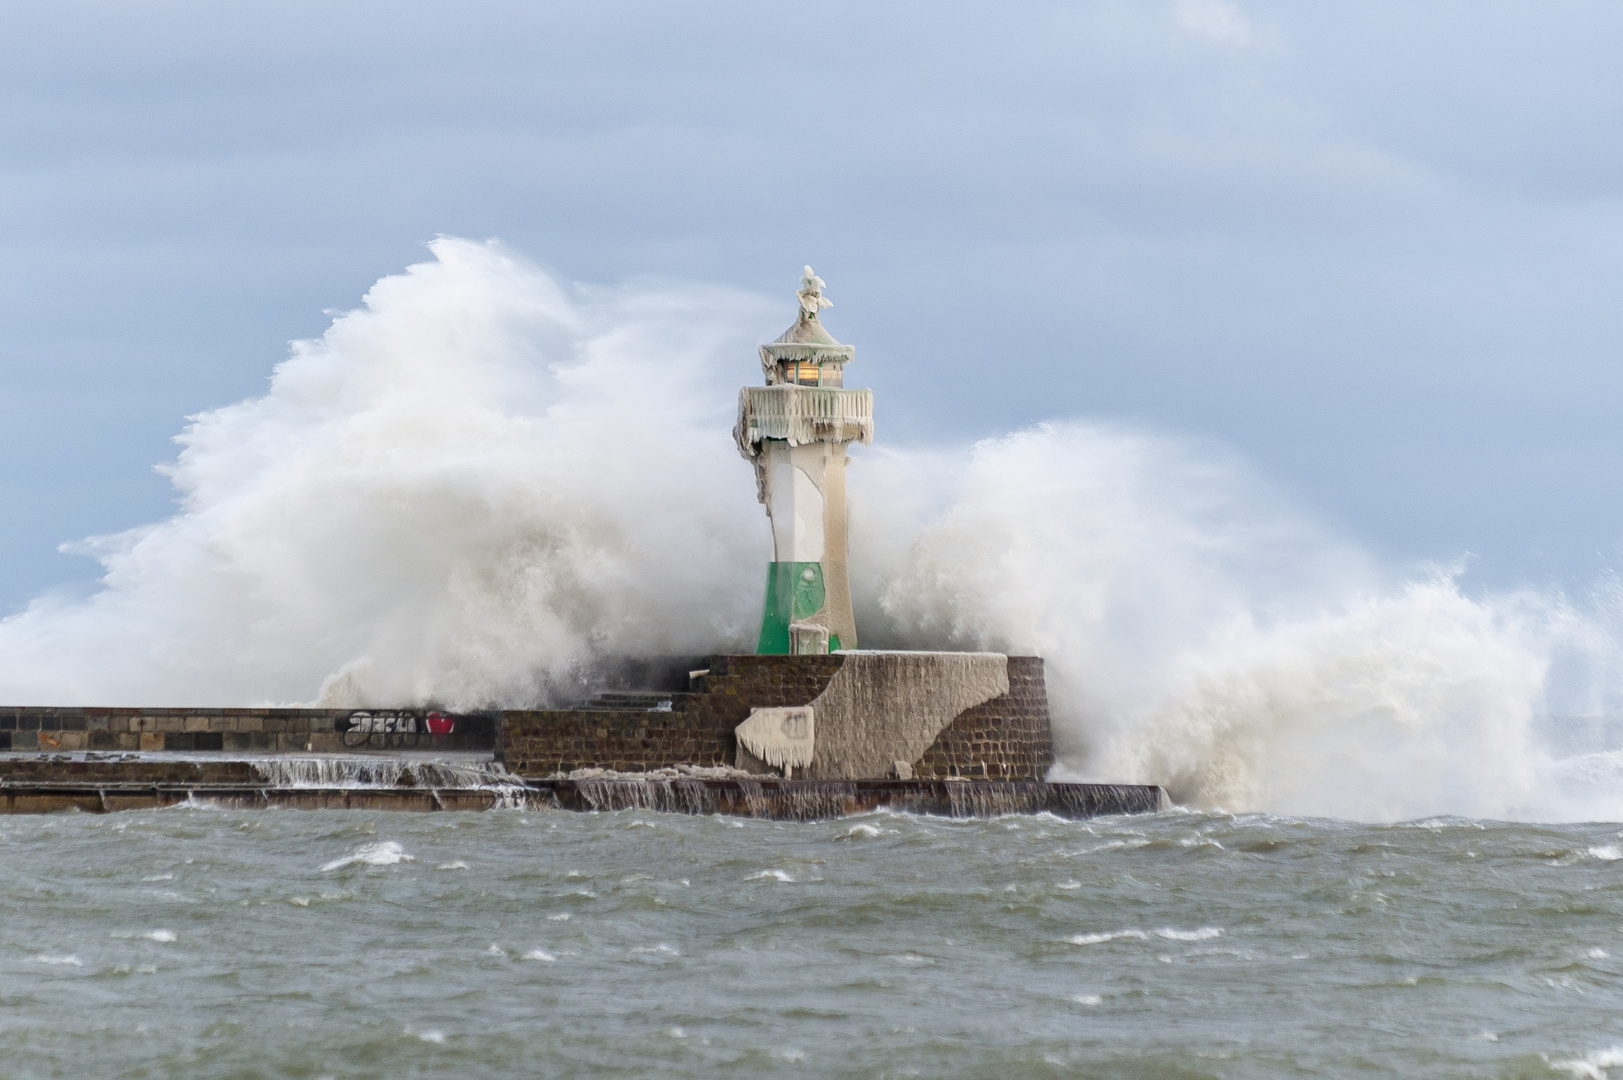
[756,561,825,654]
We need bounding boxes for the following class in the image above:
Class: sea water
[3,807,1623,1078]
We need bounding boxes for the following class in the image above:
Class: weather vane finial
[797,265,832,321]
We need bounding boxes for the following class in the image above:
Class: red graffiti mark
[425,711,455,735]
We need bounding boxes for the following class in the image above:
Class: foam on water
[112,930,176,942]
[3,239,1623,821]
[320,840,413,871]
[1554,1048,1623,1080]
[745,869,795,882]
[1068,931,1149,945]
[1155,927,1223,941]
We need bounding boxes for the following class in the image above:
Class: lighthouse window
[777,360,843,387]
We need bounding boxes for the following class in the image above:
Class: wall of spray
[3,237,1623,821]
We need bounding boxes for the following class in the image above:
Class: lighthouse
[735,267,874,654]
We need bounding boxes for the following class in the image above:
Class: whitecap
[1068,931,1148,945]
[1057,881,1082,890]
[1156,927,1223,941]
[1590,846,1623,862]
[548,913,571,922]
[522,948,556,962]
[1178,837,1225,849]
[1070,994,1102,1006]
[1588,948,1611,960]
[845,824,882,838]
[1553,1046,1623,1079]
[407,1028,446,1044]
[435,861,468,871]
[290,897,311,907]
[321,840,413,872]
[31,954,82,966]
[632,944,679,956]
[143,930,176,943]
[485,944,505,956]
[666,1027,687,1038]
[745,869,795,883]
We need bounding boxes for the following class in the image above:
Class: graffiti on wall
[340,710,457,746]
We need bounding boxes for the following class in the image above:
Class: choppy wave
[5,808,1623,1077]
[320,840,413,871]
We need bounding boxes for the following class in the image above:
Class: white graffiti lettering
[346,711,418,734]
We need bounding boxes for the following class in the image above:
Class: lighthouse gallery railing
[734,385,874,455]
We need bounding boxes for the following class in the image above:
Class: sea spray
[3,238,1623,820]
[0,239,770,708]
[870,422,1620,819]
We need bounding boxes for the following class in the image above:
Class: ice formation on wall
[735,706,816,774]
[800,651,1009,780]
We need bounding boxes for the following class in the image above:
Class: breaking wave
[869,421,1623,821]
[2,236,1622,821]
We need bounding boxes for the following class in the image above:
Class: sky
[3,0,1623,612]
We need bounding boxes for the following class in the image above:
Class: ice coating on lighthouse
[734,267,873,654]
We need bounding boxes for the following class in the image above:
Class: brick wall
[499,654,843,775]
[0,654,1055,781]
[911,657,1055,780]
[0,708,497,753]
[499,654,1054,781]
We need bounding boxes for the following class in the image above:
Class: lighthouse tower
[735,268,874,654]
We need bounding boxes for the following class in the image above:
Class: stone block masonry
[0,653,1057,783]
[911,657,1054,779]
[500,654,844,775]
[0,708,497,753]
[498,654,1056,781]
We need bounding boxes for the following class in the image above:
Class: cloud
[1174,0,1253,47]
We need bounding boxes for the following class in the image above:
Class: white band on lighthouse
[733,267,869,655]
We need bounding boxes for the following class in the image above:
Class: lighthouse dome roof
[774,313,842,347]
[759,265,855,366]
